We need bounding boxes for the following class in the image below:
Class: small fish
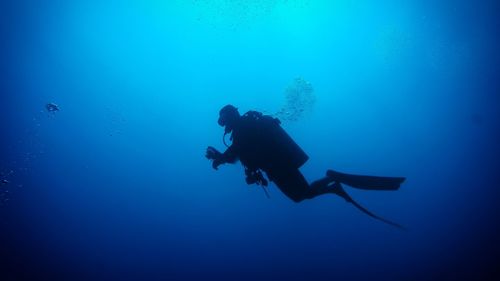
[1,179,9,184]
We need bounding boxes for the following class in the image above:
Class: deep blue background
[1,1,499,280]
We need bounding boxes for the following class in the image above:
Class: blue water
[1,1,499,280]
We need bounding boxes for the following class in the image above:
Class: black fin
[327,170,405,191]
[331,183,406,230]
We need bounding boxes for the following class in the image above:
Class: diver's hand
[206,146,223,170]
[206,146,222,160]
[212,158,223,170]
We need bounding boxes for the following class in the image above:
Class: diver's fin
[327,169,405,191]
[330,182,406,230]
[261,185,271,199]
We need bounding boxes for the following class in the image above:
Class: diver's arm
[220,145,238,164]
[206,145,238,170]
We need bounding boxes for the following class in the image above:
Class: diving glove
[206,146,223,170]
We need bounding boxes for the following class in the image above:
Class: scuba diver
[206,105,406,229]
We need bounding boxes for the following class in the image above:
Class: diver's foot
[329,181,350,202]
[329,181,342,193]
[326,169,339,180]
[326,169,335,176]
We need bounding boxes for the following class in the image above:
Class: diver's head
[218,104,240,132]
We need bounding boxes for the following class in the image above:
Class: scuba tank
[238,111,309,171]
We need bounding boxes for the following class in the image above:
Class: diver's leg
[269,169,311,203]
[270,169,349,202]
[327,169,405,190]
[310,176,334,190]
[307,176,342,199]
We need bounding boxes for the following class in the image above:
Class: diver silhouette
[206,105,406,229]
